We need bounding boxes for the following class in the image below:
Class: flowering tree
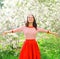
[0,0,60,34]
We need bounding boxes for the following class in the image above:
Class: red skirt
[18,39,41,59]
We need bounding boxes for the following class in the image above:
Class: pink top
[10,26,49,39]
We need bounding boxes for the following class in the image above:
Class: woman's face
[27,15,34,23]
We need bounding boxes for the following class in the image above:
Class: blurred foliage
[0,0,60,35]
[38,34,60,59]
[0,0,60,59]
[0,0,4,8]
[38,0,57,3]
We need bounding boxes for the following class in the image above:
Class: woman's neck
[29,23,33,27]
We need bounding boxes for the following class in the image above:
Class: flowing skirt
[18,39,41,59]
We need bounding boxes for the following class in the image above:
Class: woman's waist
[26,38,36,40]
[26,38,36,39]
[25,38,36,41]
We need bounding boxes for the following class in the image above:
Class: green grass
[37,33,60,59]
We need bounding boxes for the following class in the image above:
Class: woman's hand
[2,30,14,36]
[2,31,9,35]
[47,30,58,37]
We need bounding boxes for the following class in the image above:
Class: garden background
[0,0,60,59]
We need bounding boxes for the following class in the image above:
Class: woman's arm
[2,26,24,35]
[37,27,49,33]
[37,27,58,37]
[9,26,23,33]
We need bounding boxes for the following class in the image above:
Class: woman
[3,14,57,59]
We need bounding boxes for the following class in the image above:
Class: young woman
[3,14,57,59]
